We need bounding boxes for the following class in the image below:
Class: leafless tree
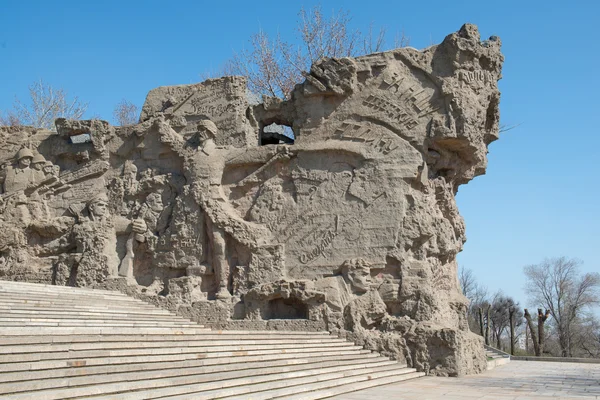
[524,257,600,357]
[458,266,493,337]
[113,99,139,126]
[0,79,88,130]
[487,293,523,352]
[576,316,600,358]
[221,6,409,99]
[0,110,21,127]
[459,266,477,301]
[478,302,492,345]
[508,305,516,355]
[459,266,489,308]
[524,308,550,356]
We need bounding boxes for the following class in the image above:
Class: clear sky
[0,0,598,308]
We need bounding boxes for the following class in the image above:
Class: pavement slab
[329,361,600,399]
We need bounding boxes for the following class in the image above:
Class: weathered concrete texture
[0,24,503,376]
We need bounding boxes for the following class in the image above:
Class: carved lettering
[459,70,493,85]
[190,101,237,117]
[333,122,400,155]
[362,95,419,130]
[299,229,337,264]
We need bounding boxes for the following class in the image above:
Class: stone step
[0,281,422,399]
[0,305,173,316]
[15,362,409,400]
[217,369,422,400]
[2,342,361,363]
[0,281,131,297]
[0,290,137,302]
[0,318,198,325]
[0,333,334,345]
[0,315,192,322]
[0,356,397,396]
[0,322,200,328]
[3,342,365,363]
[0,289,146,298]
[0,317,196,325]
[0,306,173,317]
[0,327,212,336]
[267,371,426,400]
[0,348,373,373]
[0,300,166,315]
[0,327,328,336]
[1,338,347,354]
[0,352,383,384]
[0,296,160,308]
[0,311,188,321]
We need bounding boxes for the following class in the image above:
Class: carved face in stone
[347,265,371,293]
[32,161,44,171]
[342,259,372,293]
[146,193,163,213]
[124,162,137,177]
[89,199,109,219]
[328,163,354,198]
[197,120,217,146]
[43,162,54,175]
[18,157,32,169]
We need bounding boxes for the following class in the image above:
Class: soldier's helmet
[87,193,110,207]
[16,148,34,160]
[197,120,218,138]
[32,154,46,164]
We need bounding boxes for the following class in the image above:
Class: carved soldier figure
[44,193,148,286]
[2,148,35,193]
[192,120,231,299]
[30,154,47,185]
[156,117,271,299]
[122,161,139,195]
[138,192,168,236]
[43,161,59,178]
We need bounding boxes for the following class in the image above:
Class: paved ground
[330,361,600,399]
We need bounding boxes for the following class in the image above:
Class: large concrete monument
[0,24,503,376]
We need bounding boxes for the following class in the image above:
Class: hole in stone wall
[260,123,295,146]
[265,297,308,319]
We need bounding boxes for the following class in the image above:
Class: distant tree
[459,266,491,336]
[488,293,523,352]
[482,302,491,345]
[0,79,88,130]
[459,266,477,301]
[113,99,139,126]
[524,307,550,356]
[524,257,600,357]
[576,316,600,358]
[0,111,21,127]
[221,5,409,99]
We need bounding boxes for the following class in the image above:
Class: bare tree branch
[113,99,139,126]
[220,5,409,99]
[524,257,600,357]
[2,79,88,130]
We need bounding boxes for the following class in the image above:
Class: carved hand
[131,218,147,234]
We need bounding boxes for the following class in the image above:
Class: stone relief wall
[0,24,502,376]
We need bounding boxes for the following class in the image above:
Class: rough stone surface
[0,24,502,376]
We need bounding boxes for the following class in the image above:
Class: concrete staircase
[484,344,511,370]
[0,280,424,399]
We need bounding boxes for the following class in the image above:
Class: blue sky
[1,0,598,308]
